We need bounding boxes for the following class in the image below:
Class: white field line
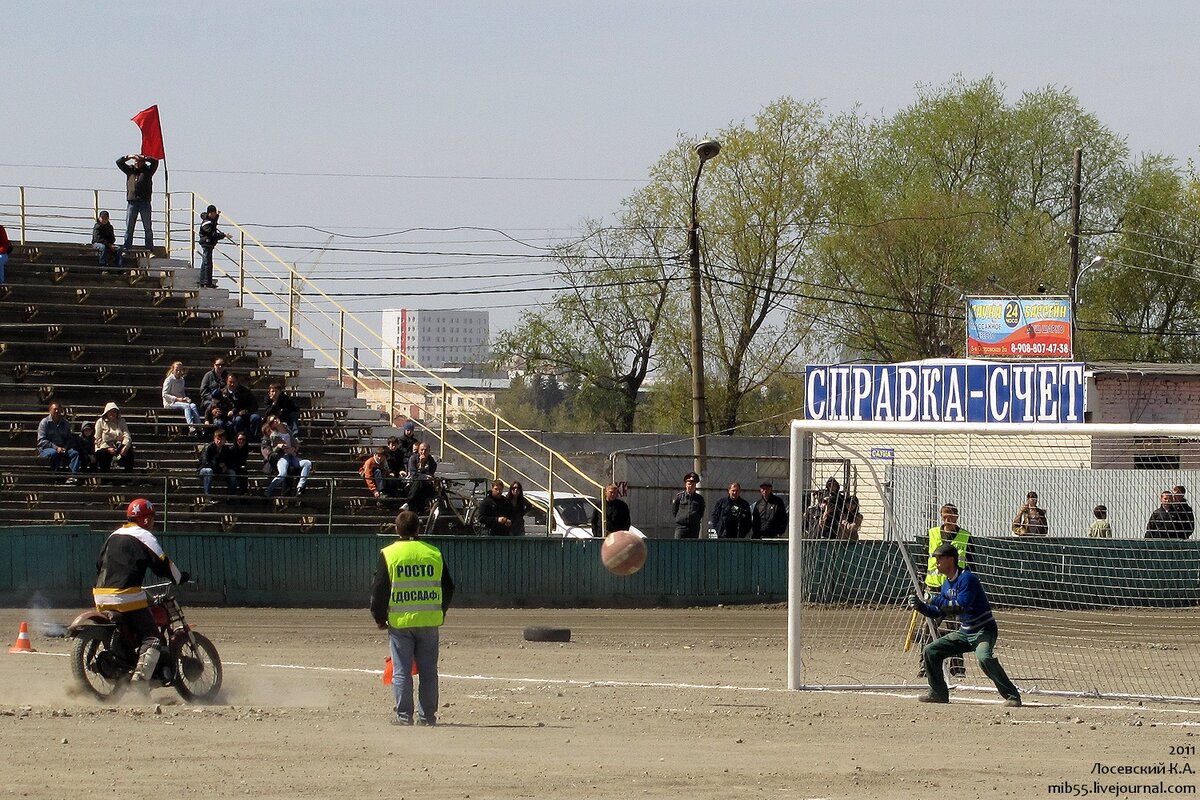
[22,651,1200,717]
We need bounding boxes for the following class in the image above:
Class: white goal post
[787,419,1200,703]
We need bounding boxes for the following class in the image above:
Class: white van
[521,491,646,539]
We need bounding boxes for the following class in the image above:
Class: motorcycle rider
[92,499,188,686]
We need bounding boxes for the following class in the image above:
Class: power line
[0,163,650,185]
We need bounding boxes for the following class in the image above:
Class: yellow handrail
[189,192,604,503]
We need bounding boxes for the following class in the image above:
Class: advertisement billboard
[803,361,1086,424]
[965,296,1073,359]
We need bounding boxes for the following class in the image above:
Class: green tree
[1082,157,1200,361]
[655,98,836,433]
[495,97,835,434]
[818,76,1130,360]
[492,212,682,432]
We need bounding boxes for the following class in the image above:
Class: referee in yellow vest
[371,510,455,726]
[917,502,970,678]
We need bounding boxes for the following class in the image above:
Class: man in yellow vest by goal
[915,502,969,678]
[371,510,455,726]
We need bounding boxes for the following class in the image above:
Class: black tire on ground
[70,636,123,700]
[523,626,571,643]
[170,631,223,701]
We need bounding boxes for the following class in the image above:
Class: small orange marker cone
[382,656,417,684]
[9,621,36,653]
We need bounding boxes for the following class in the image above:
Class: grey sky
[5,1,1198,348]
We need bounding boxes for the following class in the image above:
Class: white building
[380,309,490,369]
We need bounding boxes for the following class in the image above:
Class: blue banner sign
[804,362,1086,423]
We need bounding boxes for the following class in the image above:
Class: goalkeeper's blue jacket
[913,568,996,634]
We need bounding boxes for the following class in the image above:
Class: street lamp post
[689,138,720,479]
[1070,255,1105,361]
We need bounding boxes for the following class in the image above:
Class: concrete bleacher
[0,242,413,535]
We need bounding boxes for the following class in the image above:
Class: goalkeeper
[908,543,1022,707]
[914,503,969,678]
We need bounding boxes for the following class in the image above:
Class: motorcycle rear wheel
[170,632,222,701]
[70,637,123,700]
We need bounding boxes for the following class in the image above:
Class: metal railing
[0,183,607,533]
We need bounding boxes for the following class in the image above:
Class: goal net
[787,419,1200,703]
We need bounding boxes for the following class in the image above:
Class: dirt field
[1,604,1197,799]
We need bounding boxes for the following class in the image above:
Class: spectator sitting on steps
[91,211,124,269]
[402,442,438,514]
[383,436,407,478]
[161,361,202,436]
[263,382,301,436]
[260,415,312,498]
[199,428,238,498]
[95,402,135,472]
[71,421,98,473]
[397,420,420,461]
[228,431,251,495]
[362,448,397,499]
[37,401,81,483]
[198,356,228,421]
[212,372,261,440]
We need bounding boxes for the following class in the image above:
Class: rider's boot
[131,645,161,686]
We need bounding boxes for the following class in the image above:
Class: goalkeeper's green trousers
[922,626,1020,702]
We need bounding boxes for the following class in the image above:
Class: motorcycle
[67,581,222,701]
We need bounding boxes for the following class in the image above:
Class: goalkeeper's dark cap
[932,543,959,559]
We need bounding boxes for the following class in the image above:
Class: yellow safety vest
[926,526,970,589]
[381,539,445,629]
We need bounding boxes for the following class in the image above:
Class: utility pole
[689,139,721,479]
[1067,147,1083,361]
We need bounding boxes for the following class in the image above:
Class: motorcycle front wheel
[70,637,123,700]
[170,632,222,701]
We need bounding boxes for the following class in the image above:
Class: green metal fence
[4,527,1196,610]
[0,526,788,608]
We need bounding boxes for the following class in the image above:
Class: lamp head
[1088,256,1106,268]
[695,139,721,162]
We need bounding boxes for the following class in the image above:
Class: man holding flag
[119,105,166,250]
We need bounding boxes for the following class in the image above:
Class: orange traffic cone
[9,621,36,654]
[382,656,418,685]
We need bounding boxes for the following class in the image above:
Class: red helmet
[126,498,155,526]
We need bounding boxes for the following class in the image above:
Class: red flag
[131,105,166,160]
